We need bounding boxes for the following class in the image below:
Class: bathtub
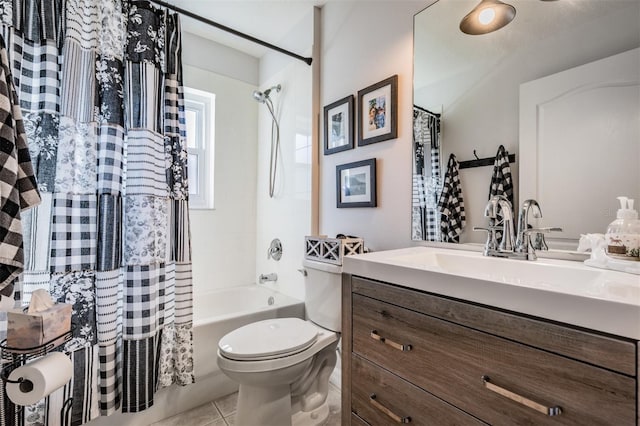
[88,285,305,426]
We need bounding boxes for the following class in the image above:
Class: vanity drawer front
[351,413,370,426]
[352,276,637,376]
[352,294,637,426]
[351,354,486,426]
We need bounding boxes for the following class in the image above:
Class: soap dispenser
[605,196,640,261]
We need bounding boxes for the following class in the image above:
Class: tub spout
[258,273,278,284]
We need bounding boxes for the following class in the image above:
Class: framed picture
[324,95,354,155]
[336,158,377,208]
[358,75,398,146]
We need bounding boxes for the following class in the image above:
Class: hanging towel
[488,144,514,205]
[0,35,41,291]
[488,145,514,238]
[437,154,465,242]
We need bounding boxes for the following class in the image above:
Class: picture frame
[336,158,377,208]
[357,75,398,146]
[324,95,354,155]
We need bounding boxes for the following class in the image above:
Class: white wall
[320,2,426,252]
[182,33,260,296]
[255,9,315,301]
[182,31,259,85]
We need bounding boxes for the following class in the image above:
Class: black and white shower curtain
[0,0,193,424]
[412,108,441,241]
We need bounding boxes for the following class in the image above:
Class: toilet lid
[218,318,319,361]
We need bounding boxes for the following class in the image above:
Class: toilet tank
[303,259,342,332]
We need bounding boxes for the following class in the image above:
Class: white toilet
[216,259,342,426]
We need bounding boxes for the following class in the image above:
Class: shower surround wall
[179,26,315,302]
[255,9,314,302]
[181,32,259,297]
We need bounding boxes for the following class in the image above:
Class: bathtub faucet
[258,273,278,284]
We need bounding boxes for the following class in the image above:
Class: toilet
[216,259,342,426]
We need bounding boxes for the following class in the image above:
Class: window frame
[184,86,215,210]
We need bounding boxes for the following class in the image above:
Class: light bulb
[478,7,496,25]
[460,0,516,35]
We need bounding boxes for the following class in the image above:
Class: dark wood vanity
[342,274,639,425]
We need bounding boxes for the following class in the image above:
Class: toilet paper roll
[6,352,73,406]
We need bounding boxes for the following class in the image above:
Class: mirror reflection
[412,0,640,252]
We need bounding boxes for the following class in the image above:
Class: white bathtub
[88,285,305,426]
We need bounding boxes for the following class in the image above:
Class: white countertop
[343,246,640,340]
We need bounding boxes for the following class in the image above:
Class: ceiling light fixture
[460,0,516,35]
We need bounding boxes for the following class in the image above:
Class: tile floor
[151,382,341,426]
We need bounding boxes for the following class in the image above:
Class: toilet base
[235,384,330,426]
[236,383,291,426]
[292,400,329,426]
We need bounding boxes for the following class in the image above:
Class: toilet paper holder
[0,328,73,402]
[3,374,33,393]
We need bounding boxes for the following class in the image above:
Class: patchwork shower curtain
[412,108,441,241]
[0,0,193,424]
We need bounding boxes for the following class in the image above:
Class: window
[184,87,215,209]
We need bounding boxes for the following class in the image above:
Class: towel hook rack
[459,149,516,169]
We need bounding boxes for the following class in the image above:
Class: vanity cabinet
[342,274,639,426]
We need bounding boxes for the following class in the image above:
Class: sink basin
[433,252,601,289]
[358,247,639,302]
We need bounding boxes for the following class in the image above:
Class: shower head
[252,84,281,103]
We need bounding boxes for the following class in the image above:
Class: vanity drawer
[352,354,486,426]
[352,277,637,376]
[352,294,637,425]
[351,413,370,426]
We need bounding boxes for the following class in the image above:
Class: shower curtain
[0,0,193,424]
[412,108,441,241]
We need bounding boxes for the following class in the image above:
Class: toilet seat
[219,318,319,361]
[217,320,339,374]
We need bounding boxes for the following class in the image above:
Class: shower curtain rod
[148,0,313,65]
[413,104,440,117]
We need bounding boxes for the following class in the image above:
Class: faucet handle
[523,227,562,235]
[524,227,562,251]
[473,226,500,252]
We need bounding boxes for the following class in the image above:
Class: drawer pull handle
[369,394,411,423]
[370,330,412,352]
[482,376,562,417]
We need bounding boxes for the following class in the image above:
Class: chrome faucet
[513,199,562,260]
[258,273,278,284]
[475,195,515,256]
[475,198,561,260]
[514,199,542,252]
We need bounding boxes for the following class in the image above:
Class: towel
[488,144,513,205]
[437,154,465,242]
[488,145,514,238]
[0,35,41,291]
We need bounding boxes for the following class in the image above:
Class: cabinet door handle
[370,330,412,352]
[369,394,411,423]
[482,376,562,416]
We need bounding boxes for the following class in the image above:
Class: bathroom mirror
[413,0,640,252]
